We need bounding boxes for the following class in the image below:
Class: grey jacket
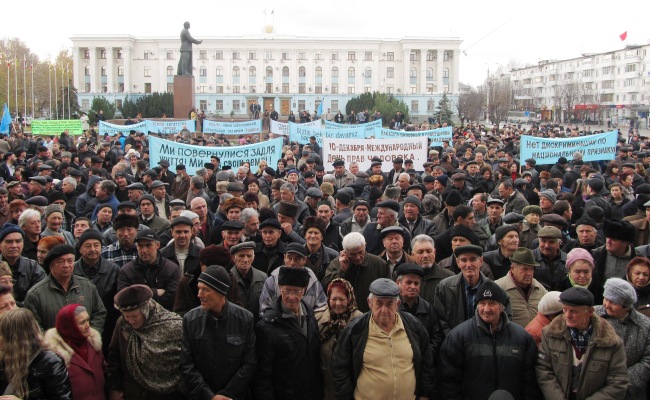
[595,305,650,399]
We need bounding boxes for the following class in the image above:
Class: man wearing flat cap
[259,242,326,316]
[362,199,411,256]
[395,263,444,360]
[180,265,257,400]
[433,244,511,336]
[254,266,323,400]
[532,226,568,290]
[439,280,541,400]
[378,226,414,277]
[590,219,639,297]
[138,194,171,235]
[399,195,436,238]
[332,277,435,400]
[536,287,628,399]
[118,228,181,311]
[25,244,107,333]
[495,247,547,327]
[229,241,268,319]
[171,164,191,201]
[333,159,355,189]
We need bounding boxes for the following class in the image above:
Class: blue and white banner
[375,126,453,146]
[203,119,262,134]
[519,130,618,166]
[324,119,382,137]
[148,136,284,176]
[289,124,367,146]
[270,119,321,136]
[99,120,148,136]
[147,120,196,134]
[98,120,195,136]
[322,136,428,172]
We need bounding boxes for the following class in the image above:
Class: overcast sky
[5,0,648,87]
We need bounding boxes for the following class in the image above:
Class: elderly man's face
[539,237,561,258]
[280,189,294,203]
[367,295,399,329]
[382,232,404,254]
[376,207,396,227]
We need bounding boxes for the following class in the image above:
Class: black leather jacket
[0,350,72,399]
[0,255,46,305]
[332,311,435,400]
[180,302,257,400]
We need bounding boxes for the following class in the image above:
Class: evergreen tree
[434,93,454,125]
[88,97,116,124]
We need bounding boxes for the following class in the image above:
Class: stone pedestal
[173,75,195,119]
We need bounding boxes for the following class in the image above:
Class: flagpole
[6,57,9,114]
[67,64,71,119]
[23,55,27,120]
[48,63,52,119]
[61,63,65,120]
[54,63,58,119]
[31,62,34,119]
[14,55,18,120]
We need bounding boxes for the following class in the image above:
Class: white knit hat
[538,291,563,316]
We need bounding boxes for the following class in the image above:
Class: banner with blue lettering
[148,136,283,176]
[375,126,453,146]
[147,120,196,134]
[322,136,428,172]
[289,124,367,146]
[324,119,382,137]
[270,119,321,136]
[99,120,148,136]
[519,130,618,166]
[98,120,195,136]
[203,119,262,134]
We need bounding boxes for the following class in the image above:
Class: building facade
[510,44,650,127]
[70,34,461,122]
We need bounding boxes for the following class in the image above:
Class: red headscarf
[55,304,89,362]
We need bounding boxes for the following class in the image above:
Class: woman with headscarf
[554,247,603,304]
[626,256,650,318]
[595,278,650,400]
[44,304,105,400]
[41,204,75,245]
[315,278,362,400]
[107,284,186,400]
[0,308,72,399]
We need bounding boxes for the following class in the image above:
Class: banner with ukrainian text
[203,119,262,135]
[324,119,382,137]
[322,136,428,173]
[31,119,83,135]
[289,124,367,146]
[99,120,148,136]
[148,136,283,176]
[519,130,618,166]
[375,126,453,146]
[147,120,196,134]
[270,119,321,136]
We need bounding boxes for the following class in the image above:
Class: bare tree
[457,88,484,122]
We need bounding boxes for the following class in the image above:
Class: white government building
[510,44,650,127]
[70,33,461,122]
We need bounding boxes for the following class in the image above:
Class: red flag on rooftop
[620,31,627,41]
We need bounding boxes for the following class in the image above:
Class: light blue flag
[317,99,323,117]
[0,104,11,134]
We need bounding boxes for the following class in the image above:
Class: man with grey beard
[171,164,190,201]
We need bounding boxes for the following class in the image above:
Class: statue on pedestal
[177,21,202,76]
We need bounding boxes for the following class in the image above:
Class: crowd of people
[0,120,648,399]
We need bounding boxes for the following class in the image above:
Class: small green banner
[31,120,83,135]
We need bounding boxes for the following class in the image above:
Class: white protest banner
[99,120,148,136]
[203,119,262,134]
[147,120,195,134]
[322,137,428,172]
[324,119,382,137]
[271,119,321,136]
[148,136,283,175]
[519,130,618,166]
[375,126,453,146]
[289,124,367,146]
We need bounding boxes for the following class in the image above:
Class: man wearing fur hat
[255,267,323,400]
[25,244,106,333]
[180,265,257,399]
[591,219,639,297]
[536,287,628,399]
[276,200,307,245]
[439,280,540,399]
